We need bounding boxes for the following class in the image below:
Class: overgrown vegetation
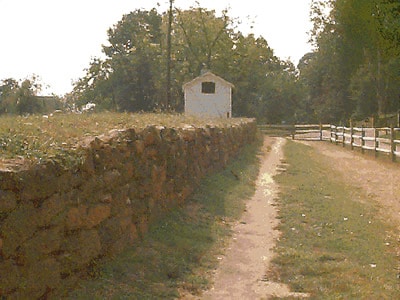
[271,141,400,298]
[65,134,262,299]
[0,112,250,166]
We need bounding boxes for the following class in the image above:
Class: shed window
[201,81,215,94]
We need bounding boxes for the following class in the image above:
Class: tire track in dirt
[200,137,308,299]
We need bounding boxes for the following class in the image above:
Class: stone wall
[0,119,256,298]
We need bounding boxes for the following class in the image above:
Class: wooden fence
[259,124,400,161]
[258,124,331,140]
[330,125,400,161]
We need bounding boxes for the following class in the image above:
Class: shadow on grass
[65,135,263,299]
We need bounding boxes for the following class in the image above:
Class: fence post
[291,125,295,140]
[390,126,396,162]
[335,125,338,145]
[361,125,365,154]
[342,125,345,147]
[350,120,354,150]
[374,127,378,158]
[319,123,323,141]
[398,110,400,128]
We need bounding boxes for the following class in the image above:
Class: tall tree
[71,6,300,122]
[0,76,43,115]
[303,0,400,122]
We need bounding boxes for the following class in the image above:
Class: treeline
[0,76,63,115]
[66,6,300,123]
[300,0,400,123]
[2,2,399,124]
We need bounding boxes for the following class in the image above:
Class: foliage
[0,75,55,115]
[301,0,400,123]
[70,5,302,123]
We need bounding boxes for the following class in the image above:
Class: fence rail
[259,124,400,161]
[329,125,400,161]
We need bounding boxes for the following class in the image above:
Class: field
[0,112,250,167]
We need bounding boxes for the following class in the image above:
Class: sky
[0,0,313,96]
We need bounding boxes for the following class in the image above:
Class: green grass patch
[65,135,263,299]
[271,141,400,299]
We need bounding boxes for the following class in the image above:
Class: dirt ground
[200,137,309,299]
[301,140,400,229]
[194,137,400,299]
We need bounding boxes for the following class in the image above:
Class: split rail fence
[259,124,400,161]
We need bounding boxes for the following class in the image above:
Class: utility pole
[166,0,173,110]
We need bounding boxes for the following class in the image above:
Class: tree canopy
[0,75,61,115]
[3,2,398,124]
[70,5,301,123]
[300,0,400,123]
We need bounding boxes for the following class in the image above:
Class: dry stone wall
[0,119,256,298]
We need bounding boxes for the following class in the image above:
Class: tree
[303,0,400,122]
[0,76,43,115]
[73,9,163,112]
[72,5,301,123]
[0,78,19,114]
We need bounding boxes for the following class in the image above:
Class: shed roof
[183,71,234,90]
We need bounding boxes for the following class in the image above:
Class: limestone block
[0,190,17,213]
[0,171,19,191]
[1,202,37,258]
[17,258,61,299]
[100,193,113,204]
[103,169,121,187]
[144,146,159,160]
[86,205,111,228]
[65,205,88,230]
[143,126,162,146]
[134,140,145,155]
[0,260,20,295]
[35,194,66,228]
[20,227,62,264]
[60,229,101,270]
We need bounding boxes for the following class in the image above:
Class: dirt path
[300,140,400,229]
[201,137,308,299]
[191,137,400,299]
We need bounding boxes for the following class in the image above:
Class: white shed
[183,71,234,118]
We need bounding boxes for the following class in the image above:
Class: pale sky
[0,0,313,96]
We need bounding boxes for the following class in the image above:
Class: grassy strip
[271,141,400,299]
[66,135,263,299]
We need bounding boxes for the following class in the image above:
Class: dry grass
[0,112,251,166]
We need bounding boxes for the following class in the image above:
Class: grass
[270,140,400,299]
[0,112,251,166]
[63,134,263,299]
